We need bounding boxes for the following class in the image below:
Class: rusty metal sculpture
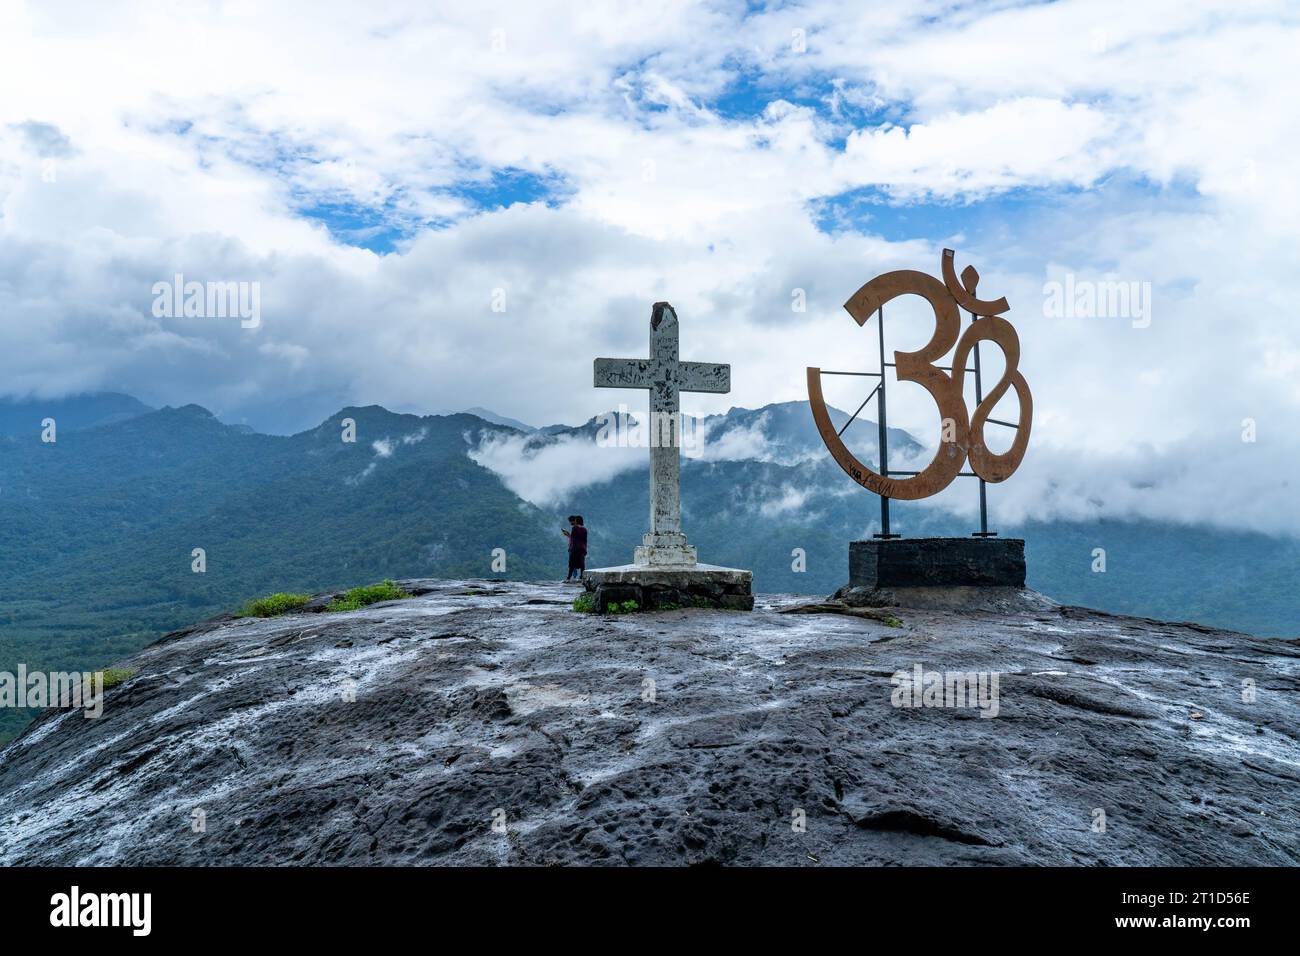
[807,249,1031,536]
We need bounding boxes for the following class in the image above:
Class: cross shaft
[593,302,729,562]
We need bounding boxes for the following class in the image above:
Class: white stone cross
[594,301,730,566]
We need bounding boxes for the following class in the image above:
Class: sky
[1,0,1298,534]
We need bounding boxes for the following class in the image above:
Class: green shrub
[326,580,410,612]
[97,667,135,690]
[572,593,596,613]
[608,599,640,615]
[881,615,903,628]
[239,592,313,618]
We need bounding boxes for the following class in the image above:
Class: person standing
[562,515,588,582]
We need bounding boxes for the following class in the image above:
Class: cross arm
[678,361,730,394]
[594,358,654,389]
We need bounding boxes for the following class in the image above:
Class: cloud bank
[0,0,1296,535]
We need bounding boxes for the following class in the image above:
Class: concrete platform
[584,563,754,612]
[849,537,1026,589]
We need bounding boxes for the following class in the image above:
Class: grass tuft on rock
[572,594,640,614]
[97,667,135,690]
[326,580,409,613]
[239,592,314,618]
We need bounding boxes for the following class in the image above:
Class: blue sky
[302,166,573,253]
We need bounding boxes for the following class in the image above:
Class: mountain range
[1,391,1297,743]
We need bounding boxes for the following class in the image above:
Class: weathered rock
[833,583,1056,614]
[1,579,1297,866]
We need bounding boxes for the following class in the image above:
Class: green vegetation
[572,594,639,614]
[0,403,563,744]
[97,667,135,690]
[325,580,409,612]
[577,596,680,613]
[881,615,903,628]
[240,592,313,618]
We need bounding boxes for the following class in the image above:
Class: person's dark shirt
[569,525,588,555]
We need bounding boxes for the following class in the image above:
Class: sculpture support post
[873,304,899,539]
[970,309,996,537]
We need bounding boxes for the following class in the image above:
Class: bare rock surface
[1,579,1297,866]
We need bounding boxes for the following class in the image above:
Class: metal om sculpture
[806,249,1032,510]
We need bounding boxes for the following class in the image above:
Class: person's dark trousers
[567,557,584,580]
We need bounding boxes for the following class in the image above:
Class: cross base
[583,563,754,612]
[633,532,697,567]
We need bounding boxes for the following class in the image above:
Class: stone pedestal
[633,532,697,567]
[584,564,753,612]
[849,538,1026,589]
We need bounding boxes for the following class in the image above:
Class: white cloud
[837,98,1114,198]
[939,429,1299,538]
[758,484,812,518]
[699,415,779,463]
[0,0,1296,535]
[468,431,644,506]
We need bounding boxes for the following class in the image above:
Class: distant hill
[513,401,920,465]
[0,392,152,435]
[0,402,557,742]
[441,406,534,432]
[698,400,921,464]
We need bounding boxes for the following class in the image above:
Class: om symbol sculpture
[806,249,1032,501]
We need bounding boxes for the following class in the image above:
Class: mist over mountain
[0,392,153,435]
[467,400,926,506]
[1,393,1296,746]
[441,407,535,433]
